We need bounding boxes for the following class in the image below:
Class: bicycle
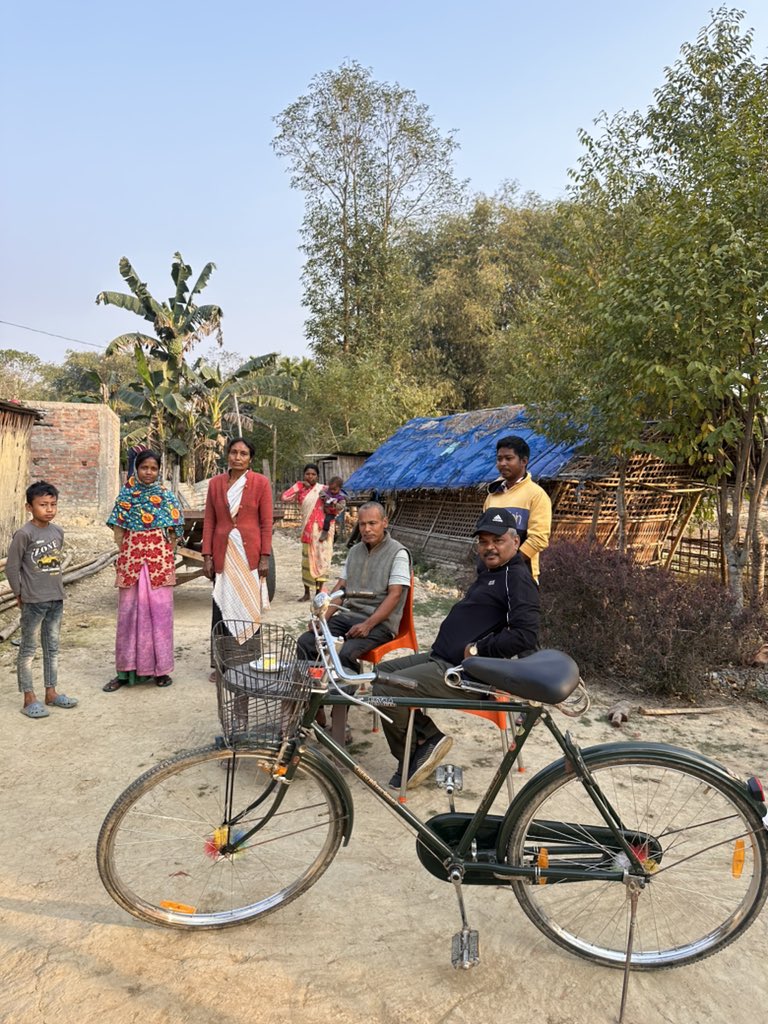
[97,593,768,1022]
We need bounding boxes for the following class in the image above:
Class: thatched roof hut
[344,406,701,567]
[0,399,43,554]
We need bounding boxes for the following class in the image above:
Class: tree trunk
[722,536,746,612]
[616,458,627,555]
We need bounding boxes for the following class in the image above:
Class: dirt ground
[1,522,767,1024]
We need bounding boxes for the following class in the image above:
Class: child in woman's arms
[319,476,348,541]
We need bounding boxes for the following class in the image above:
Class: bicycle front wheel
[97,744,347,929]
[506,749,768,969]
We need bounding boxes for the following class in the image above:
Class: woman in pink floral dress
[103,450,185,691]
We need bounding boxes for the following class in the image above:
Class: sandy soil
[1,523,767,1024]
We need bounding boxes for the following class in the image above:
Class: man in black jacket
[373,508,540,789]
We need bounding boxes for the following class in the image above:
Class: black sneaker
[407,733,453,788]
[388,769,403,789]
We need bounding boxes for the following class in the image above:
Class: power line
[0,319,105,350]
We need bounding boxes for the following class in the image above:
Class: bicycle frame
[232,676,636,887]
[241,593,646,883]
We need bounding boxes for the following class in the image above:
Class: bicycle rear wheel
[506,749,768,969]
[97,744,347,928]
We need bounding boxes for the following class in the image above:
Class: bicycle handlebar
[377,672,419,691]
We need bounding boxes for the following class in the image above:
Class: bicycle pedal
[451,928,479,969]
[436,764,464,792]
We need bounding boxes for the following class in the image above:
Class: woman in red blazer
[202,438,273,669]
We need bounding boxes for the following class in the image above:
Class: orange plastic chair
[365,574,418,666]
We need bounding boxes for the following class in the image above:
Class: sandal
[21,701,50,719]
[102,677,125,692]
[45,694,78,708]
[155,675,173,687]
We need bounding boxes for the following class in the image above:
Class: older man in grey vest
[296,501,411,672]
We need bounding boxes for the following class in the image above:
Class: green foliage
[409,187,559,409]
[46,349,137,412]
[273,60,462,359]
[509,8,768,607]
[1,349,57,401]
[298,348,452,452]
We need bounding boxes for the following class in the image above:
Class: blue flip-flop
[46,694,79,709]
[21,702,50,719]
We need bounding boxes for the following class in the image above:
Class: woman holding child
[281,464,338,601]
[104,450,185,691]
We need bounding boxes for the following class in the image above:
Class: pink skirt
[115,564,174,677]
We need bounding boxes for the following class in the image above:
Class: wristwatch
[467,644,478,657]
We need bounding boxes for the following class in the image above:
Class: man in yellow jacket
[483,435,551,581]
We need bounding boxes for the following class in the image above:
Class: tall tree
[409,187,558,409]
[273,61,461,358]
[511,8,768,608]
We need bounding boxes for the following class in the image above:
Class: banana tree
[96,253,223,483]
[185,355,300,480]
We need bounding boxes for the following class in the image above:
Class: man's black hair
[26,480,59,504]
[495,435,530,460]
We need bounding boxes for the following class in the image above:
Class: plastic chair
[365,573,418,666]
[329,575,417,744]
[396,698,524,804]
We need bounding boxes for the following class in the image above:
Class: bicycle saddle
[462,649,580,705]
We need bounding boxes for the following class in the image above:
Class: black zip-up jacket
[430,552,540,664]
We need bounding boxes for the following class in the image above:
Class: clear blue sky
[2,1,767,367]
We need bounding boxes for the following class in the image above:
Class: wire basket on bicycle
[211,621,310,746]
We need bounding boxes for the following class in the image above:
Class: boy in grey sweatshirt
[5,480,78,718]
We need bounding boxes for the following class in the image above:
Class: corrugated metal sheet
[344,406,576,494]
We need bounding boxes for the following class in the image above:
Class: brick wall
[29,403,121,518]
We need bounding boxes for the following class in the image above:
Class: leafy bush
[539,540,758,699]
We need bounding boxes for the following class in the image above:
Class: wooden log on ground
[0,551,115,618]
[0,616,20,642]
[638,705,731,717]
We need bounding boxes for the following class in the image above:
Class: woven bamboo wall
[387,453,695,569]
[0,405,39,553]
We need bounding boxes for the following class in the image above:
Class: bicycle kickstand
[617,877,642,1024]
[448,867,479,969]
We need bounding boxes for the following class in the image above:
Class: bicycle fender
[495,740,765,861]
[299,746,355,845]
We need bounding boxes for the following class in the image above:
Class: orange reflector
[537,847,549,885]
[732,839,745,878]
[160,901,197,914]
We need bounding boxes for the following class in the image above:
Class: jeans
[17,600,63,693]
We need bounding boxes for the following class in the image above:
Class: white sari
[213,474,266,643]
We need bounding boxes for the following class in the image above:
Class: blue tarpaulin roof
[344,406,577,494]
